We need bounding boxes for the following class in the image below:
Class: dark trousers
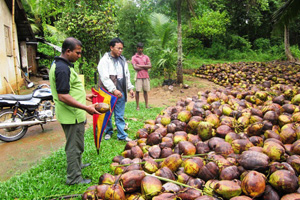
[61,122,85,185]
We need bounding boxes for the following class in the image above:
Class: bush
[290,45,300,59]
[227,34,252,52]
[253,38,271,51]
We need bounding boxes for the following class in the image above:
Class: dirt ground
[128,75,222,107]
[0,74,221,181]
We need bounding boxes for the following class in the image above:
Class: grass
[0,101,163,200]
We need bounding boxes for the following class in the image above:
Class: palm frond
[273,0,300,25]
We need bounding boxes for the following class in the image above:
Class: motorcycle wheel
[0,109,28,142]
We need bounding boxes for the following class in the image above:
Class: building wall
[0,0,23,94]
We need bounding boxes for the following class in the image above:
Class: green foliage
[188,11,230,38]
[253,38,271,50]
[117,0,152,58]
[227,34,252,52]
[145,12,177,79]
[290,45,300,59]
[55,1,118,84]
[157,48,178,79]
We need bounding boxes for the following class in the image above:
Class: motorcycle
[0,84,56,142]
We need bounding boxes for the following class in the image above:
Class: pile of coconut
[83,83,300,200]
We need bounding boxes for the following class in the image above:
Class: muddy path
[0,75,220,181]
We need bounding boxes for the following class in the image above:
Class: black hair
[109,37,124,47]
[62,37,82,53]
[137,42,144,48]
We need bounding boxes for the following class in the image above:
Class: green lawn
[0,102,163,199]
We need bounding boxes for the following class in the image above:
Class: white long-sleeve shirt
[97,52,134,94]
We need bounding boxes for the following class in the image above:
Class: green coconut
[213,180,242,199]
[197,121,213,141]
[291,94,300,105]
[269,170,299,193]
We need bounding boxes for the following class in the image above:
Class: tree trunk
[176,0,183,84]
[284,24,295,62]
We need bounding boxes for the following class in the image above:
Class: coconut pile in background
[83,80,300,199]
[193,61,300,87]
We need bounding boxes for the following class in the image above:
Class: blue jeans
[105,92,128,140]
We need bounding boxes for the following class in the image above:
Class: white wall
[0,0,23,94]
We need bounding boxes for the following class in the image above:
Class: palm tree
[273,0,300,61]
[158,0,196,84]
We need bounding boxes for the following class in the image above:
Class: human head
[136,42,144,54]
[109,37,124,58]
[61,37,82,63]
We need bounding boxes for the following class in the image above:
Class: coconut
[148,145,161,159]
[162,182,182,193]
[95,102,110,113]
[246,122,264,136]
[268,170,299,193]
[141,176,162,198]
[126,193,145,200]
[176,188,202,200]
[186,116,202,133]
[206,114,220,128]
[173,131,188,144]
[197,121,213,141]
[248,136,263,147]
[216,125,232,138]
[160,147,173,158]
[161,115,171,126]
[219,165,240,180]
[241,171,266,197]
[291,94,300,105]
[177,110,192,122]
[280,126,296,144]
[177,172,191,184]
[198,162,219,181]
[291,140,300,155]
[196,141,210,154]
[99,173,116,185]
[160,154,182,172]
[281,193,300,200]
[120,170,146,193]
[178,141,196,155]
[187,134,201,145]
[96,184,109,200]
[262,185,280,200]
[208,137,225,149]
[136,128,148,138]
[231,139,254,154]
[214,141,234,157]
[238,150,269,171]
[105,184,126,200]
[183,157,205,177]
[230,196,252,200]
[146,132,162,146]
[155,166,176,181]
[152,193,177,200]
[264,130,281,140]
[143,158,158,173]
[263,140,286,161]
[213,180,242,199]
[187,178,204,189]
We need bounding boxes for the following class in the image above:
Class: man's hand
[113,89,123,98]
[86,104,101,115]
[86,94,97,102]
[129,89,134,98]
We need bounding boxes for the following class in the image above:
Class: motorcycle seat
[0,94,33,101]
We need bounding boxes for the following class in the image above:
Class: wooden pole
[12,0,20,94]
